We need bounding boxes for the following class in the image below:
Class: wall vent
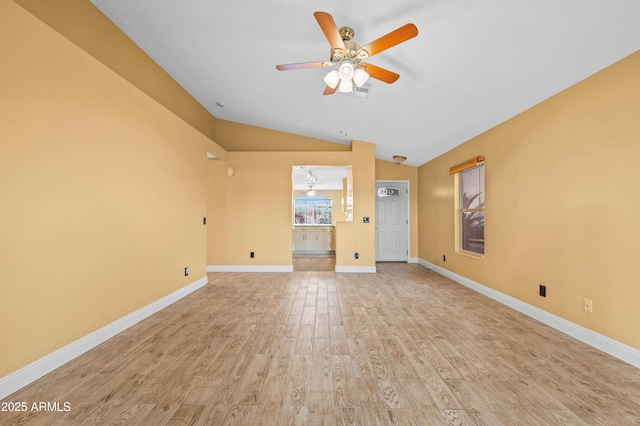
[349,82,371,98]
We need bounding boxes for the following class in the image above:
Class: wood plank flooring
[3,263,640,425]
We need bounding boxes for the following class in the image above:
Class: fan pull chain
[340,93,350,138]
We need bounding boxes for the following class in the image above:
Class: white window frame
[293,196,333,225]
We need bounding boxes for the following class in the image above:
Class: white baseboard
[207,265,294,273]
[408,257,419,264]
[207,265,377,273]
[335,265,377,273]
[418,259,640,369]
[0,276,209,400]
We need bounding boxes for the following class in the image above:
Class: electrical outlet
[539,284,546,297]
[184,266,190,276]
[354,252,359,259]
[584,298,593,313]
[250,252,255,258]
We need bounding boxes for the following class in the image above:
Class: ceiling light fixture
[338,78,353,93]
[393,155,407,165]
[323,70,339,89]
[307,184,316,196]
[353,68,369,87]
[324,61,369,93]
[323,25,372,94]
[338,62,354,81]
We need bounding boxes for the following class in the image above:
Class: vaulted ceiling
[90,0,640,167]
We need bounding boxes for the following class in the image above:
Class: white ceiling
[90,0,640,167]
[292,166,350,191]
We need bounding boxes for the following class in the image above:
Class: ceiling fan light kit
[352,68,370,87]
[323,62,369,93]
[276,11,418,95]
[323,70,340,88]
[338,62,355,81]
[339,79,353,93]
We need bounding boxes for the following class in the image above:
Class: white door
[376,181,408,261]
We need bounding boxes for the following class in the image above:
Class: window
[459,164,484,255]
[294,196,332,225]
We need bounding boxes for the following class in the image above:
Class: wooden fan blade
[361,63,400,84]
[314,11,346,50]
[323,85,337,96]
[276,61,326,71]
[360,23,418,57]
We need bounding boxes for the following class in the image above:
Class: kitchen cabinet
[293,226,334,253]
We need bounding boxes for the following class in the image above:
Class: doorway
[292,166,351,271]
[375,181,409,262]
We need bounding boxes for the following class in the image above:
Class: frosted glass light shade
[338,79,353,93]
[323,70,340,89]
[338,62,355,81]
[353,68,369,87]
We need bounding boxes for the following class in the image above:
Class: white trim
[0,276,209,400]
[375,180,410,262]
[418,259,640,369]
[207,265,294,273]
[408,257,419,264]
[335,265,377,273]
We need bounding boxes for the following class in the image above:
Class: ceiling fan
[276,12,418,95]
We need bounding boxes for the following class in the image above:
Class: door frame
[375,180,410,262]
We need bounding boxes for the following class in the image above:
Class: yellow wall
[207,141,376,268]
[338,141,377,266]
[0,1,225,377]
[206,159,229,265]
[14,0,218,142]
[375,160,419,259]
[418,51,640,350]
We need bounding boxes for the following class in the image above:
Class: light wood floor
[4,264,640,425]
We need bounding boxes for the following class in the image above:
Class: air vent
[348,82,371,98]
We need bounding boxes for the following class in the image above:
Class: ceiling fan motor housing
[330,41,364,65]
[339,26,355,41]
